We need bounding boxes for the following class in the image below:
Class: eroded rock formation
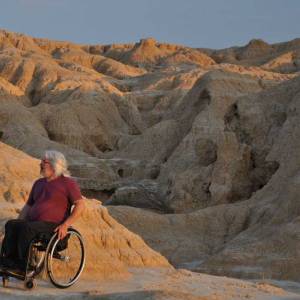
[1,28,300,285]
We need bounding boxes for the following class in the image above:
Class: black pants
[1,219,58,269]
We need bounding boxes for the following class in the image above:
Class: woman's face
[40,158,55,178]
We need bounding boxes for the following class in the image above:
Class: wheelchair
[0,227,85,289]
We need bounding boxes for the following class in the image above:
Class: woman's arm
[54,199,85,240]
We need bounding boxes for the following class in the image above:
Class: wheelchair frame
[0,227,85,289]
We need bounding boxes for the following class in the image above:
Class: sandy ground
[0,267,299,300]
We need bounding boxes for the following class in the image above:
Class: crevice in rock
[101,146,113,152]
[195,138,217,166]
[224,102,281,204]
[117,168,124,177]
[148,165,160,179]
[202,181,212,198]
[224,103,252,145]
[81,188,116,203]
[27,88,42,106]
[241,212,252,231]
[164,87,212,166]
[249,157,280,192]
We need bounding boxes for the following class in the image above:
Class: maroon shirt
[26,174,83,224]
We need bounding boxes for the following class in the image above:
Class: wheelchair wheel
[46,228,85,288]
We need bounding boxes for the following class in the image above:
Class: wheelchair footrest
[0,269,26,281]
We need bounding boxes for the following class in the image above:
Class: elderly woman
[0,150,85,274]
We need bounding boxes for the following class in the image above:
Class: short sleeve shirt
[26,175,83,224]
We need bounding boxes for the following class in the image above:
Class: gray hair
[43,150,71,177]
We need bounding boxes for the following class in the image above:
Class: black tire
[24,279,35,289]
[46,228,85,288]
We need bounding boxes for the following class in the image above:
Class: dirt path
[0,267,299,300]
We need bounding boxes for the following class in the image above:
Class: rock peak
[138,37,157,47]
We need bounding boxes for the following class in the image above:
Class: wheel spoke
[47,229,85,288]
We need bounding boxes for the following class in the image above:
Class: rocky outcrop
[200,37,300,72]
[104,37,215,69]
[108,75,300,281]
[157,70,265,212]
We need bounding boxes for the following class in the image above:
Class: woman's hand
[54,200,85,240]
[54,222,69,240]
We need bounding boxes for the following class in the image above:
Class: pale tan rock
[157,70,264,212]
[262,50,300,73]
[110,74,300,282]
[201,37,300,73]
[0,141,40,205]
[163,48,216,66]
